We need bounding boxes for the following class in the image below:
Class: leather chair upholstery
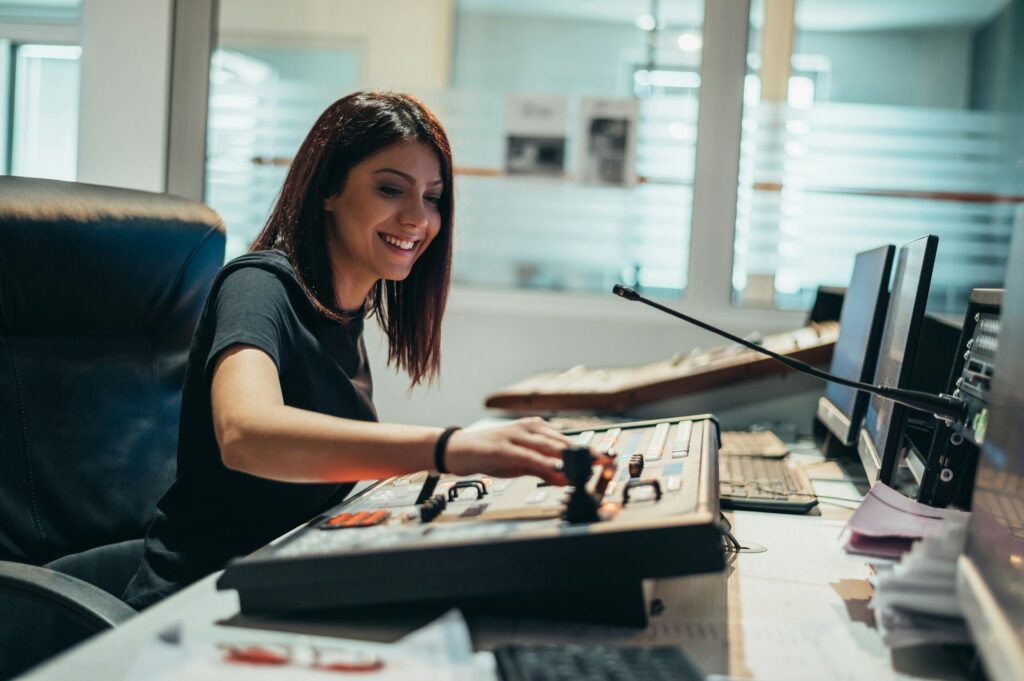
[0,177,224,678]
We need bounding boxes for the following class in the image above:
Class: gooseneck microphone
[612,284,967,425]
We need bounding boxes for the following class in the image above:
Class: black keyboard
[719,454,818,513]
[494,644,704,681]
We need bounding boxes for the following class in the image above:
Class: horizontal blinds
[425,91,698,293]
[205,48,358,258]
[734,101,1020,312]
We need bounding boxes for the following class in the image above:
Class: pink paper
[846,483,968,539]
[844,530,913,559]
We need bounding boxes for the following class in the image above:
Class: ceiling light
[634,14,656,31]
[677,31,702,52]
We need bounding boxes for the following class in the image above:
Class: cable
[814,494,864,506]
[808,476,870,484]
[612,284,966,423]
[718,512,742,551]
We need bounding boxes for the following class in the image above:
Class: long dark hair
[251,91,454,387]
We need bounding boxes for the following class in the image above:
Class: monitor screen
[858,235,938,483]
[818,245,895,445]
[959,221,1024,681]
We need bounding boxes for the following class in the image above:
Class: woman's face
[323,141,444,307]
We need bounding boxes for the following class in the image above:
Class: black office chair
[0,177,224,679]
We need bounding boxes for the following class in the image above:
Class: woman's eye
[378,185,402,197]
[425,195,442,206]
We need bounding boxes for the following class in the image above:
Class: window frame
[0,20,79,178]
[444,0,805,331]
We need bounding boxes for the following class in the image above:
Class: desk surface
[21,447,965,681]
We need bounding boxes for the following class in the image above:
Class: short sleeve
[204,267,294,379]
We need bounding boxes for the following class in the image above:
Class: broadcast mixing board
[218,415,724,625]
[485,323,839,412]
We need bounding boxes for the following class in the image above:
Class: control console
[217,415,724,626]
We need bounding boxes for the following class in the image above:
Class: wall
[364,287,807,429]
[217,0,454,91]
[797,27,973,108]
[970,0,1023,113]
[453,11,647,96]
[76,0,173,191]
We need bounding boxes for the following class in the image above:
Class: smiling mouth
[378,232,419,252]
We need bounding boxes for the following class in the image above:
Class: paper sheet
[121,610,492,681]
[843,483,971,558]
[847,483,967,539]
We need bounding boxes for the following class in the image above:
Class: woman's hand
[444,417,574,485]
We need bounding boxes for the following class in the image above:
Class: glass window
[733,0,1017,313]
[205,45,360,258]
[0,0,80,23]
[205,0,703,297]
[10,43,81,181]
[439,0,702,295]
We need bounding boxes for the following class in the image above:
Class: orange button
[327,513,351,527]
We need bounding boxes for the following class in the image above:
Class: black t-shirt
[124,250,377,609]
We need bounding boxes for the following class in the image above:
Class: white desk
[20,448,966,681]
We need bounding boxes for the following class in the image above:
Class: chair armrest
[0,560,136,630]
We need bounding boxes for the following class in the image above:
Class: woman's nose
[399,198,430,228]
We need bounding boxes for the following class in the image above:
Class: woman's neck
[328,259,374,313]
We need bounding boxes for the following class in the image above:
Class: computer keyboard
[719,430,790,458]
[493,644,704,681]
[720,454,818,513]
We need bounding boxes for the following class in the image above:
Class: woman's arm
[212,345,570,484]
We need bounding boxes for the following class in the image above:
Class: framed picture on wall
[579,97,638,186]
[504,94,567,177]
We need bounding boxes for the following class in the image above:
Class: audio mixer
[485,322,839,413]
[218,415,724,626]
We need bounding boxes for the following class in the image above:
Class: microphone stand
[612,285,966,426]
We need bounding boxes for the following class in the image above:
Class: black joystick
[562,446,600,524]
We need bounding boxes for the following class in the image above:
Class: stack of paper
[843,483,969,558]
[869,514,972,647]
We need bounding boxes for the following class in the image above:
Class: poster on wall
[504,94,568,177]
[578,97,639,186]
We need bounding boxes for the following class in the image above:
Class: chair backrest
[0,177,225,564]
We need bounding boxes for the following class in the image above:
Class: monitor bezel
[857,235,938,485]
[816,394,854,445]
[818,244,896,446]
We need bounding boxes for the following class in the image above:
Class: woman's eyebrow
[374,168,444,186]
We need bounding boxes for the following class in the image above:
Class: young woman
[124,91,570,609]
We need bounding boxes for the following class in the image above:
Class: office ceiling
[459,0,1011,31]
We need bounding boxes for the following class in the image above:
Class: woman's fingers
[503,444,568,486]
[445,420,591,485]
[509,431,569,459]
[519,417,575,445]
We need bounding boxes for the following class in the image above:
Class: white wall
[798,27,973,108]
[77,0,173,191]
[453,11,645,96]
[365,287,808,428]
[217,0,454,91]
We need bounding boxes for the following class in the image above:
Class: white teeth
[382,234,415,250]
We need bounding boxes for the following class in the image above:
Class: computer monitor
[857,235,938,484]
[816,245,895,446]
[956,221,1024,681]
